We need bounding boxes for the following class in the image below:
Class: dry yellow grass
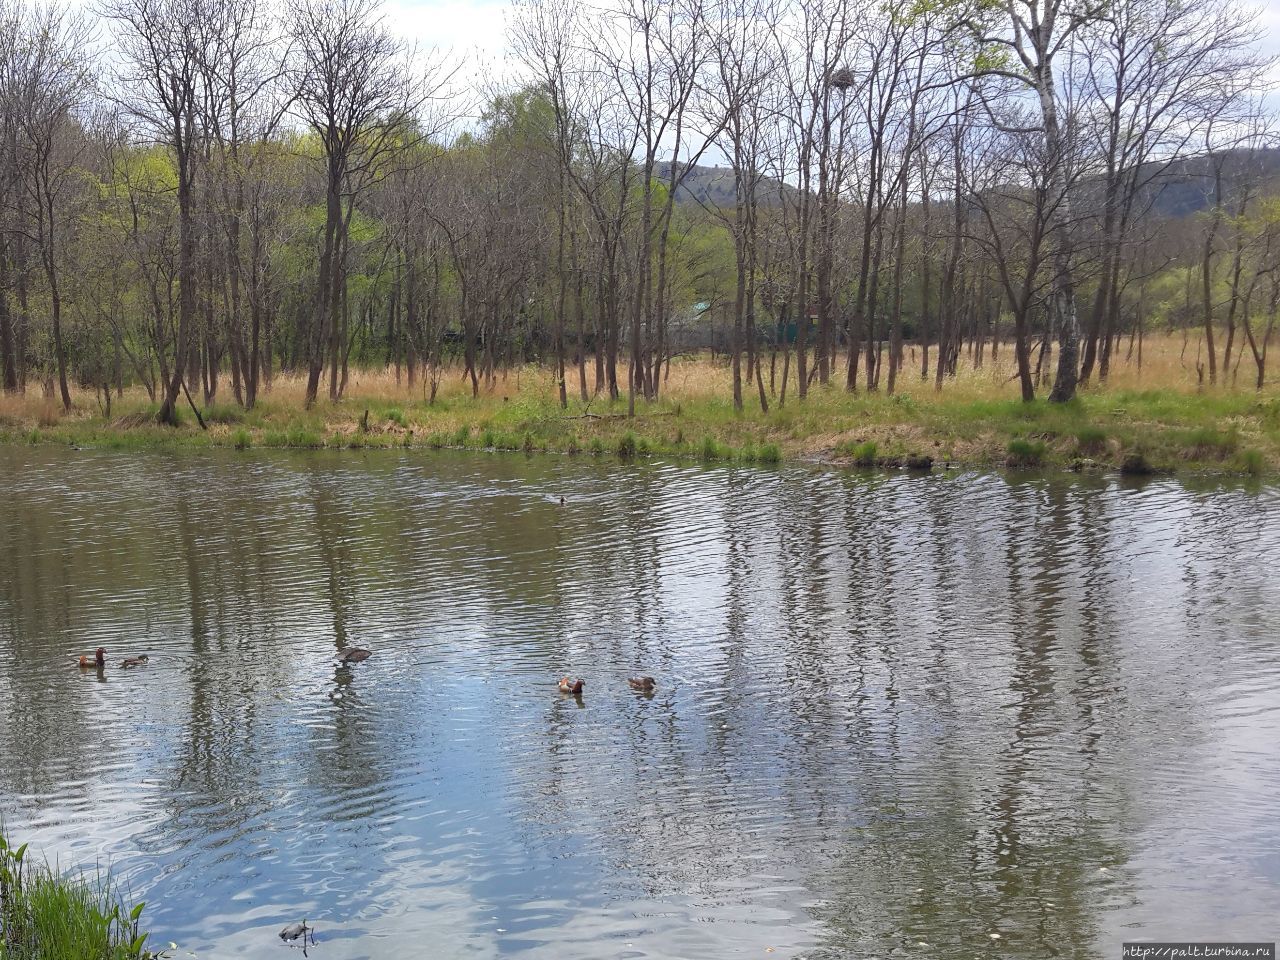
[1,335,1277,474]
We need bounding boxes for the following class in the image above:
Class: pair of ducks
[80,647,373,668]
[559,676,656,695]
[74,648,149,669]
[336,652,653,701]
[334,653,650,698]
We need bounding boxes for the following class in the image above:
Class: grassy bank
[0,832,162,960]
[1,337,1277,476]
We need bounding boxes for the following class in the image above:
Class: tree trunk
[0,240,17,393]
[1040,74,1081,404]
[159,129,196,427]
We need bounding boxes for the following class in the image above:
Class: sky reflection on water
[1,448,1277,958]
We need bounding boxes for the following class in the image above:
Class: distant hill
[668,164,738,207]
[1140,148,1280,218]
[657,162,792,209]
[661,149,1280,221]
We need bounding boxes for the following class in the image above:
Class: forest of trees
[0,0,1276,423]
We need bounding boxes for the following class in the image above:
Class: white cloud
[1259,0,1280,51]
[384,0,510,76]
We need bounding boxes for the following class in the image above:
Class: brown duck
[628,676,656,692]
[74,647,106,669]
[119,655,150,669]
[338,648,372,663]
[558,677,585,695]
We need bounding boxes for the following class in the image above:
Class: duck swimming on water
[628,676,656,692]
[75,647,106,668]
[558,677,585,695]
[338,648,372,663]
[119,655,150,669]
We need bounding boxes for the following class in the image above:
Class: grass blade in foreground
[0,831,165,960]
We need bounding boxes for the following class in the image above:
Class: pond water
[0,447,1278,959]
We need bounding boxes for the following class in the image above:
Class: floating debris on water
[279,920,314,952]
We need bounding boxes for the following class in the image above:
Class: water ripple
[0,448,1277,958]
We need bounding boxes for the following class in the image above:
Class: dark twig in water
[280,920,313,953]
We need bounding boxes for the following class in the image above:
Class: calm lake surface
[1,447,1278,958]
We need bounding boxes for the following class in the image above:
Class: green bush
[384,407,407,428]
[1005,438,1046,469]
[1120,450,1156,475]
[846,440,878,467]
[452,425,470,446]
[1074,426,1107,453]
[905,453,934,471]
[700,436,731,461]
[231,428,251,451]
[0,831,163,959]
[758,443,782,464]
[1183,426,1238,460]
[285,427,323,449]
[201,403,244,425]
[590,437,605,456]
[1239,448,1265,476]
[616,432,638,458]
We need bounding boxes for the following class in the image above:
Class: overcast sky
[384,0,508,75]
[385,0,1280,93]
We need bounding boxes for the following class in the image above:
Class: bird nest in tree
[828,67,855,90]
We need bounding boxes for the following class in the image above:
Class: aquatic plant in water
[0,831,163,960]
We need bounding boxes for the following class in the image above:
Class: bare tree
[287,0,440,406]
[1077,0,1267,383]
[105,0,207,424]
[969,0,1101,402]
[707,0,779,411]
[196,0,288,408]
[6,4,95,410]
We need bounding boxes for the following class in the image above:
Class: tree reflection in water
[0,448,1276,958]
